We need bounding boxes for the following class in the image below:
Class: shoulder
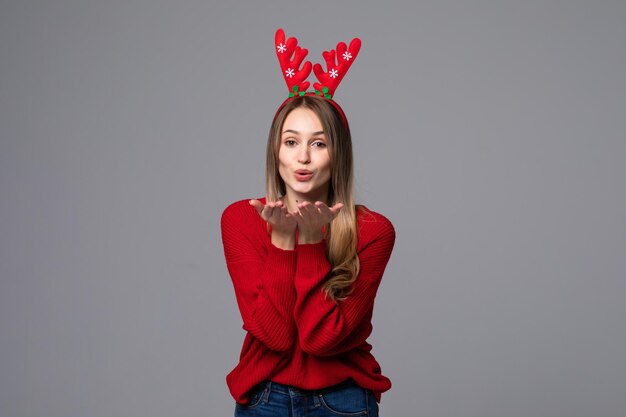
[221,198,265,227]
[221,199,270,256]
[221,197,265,218]
[357,205,394,231]
[356,205,395,246]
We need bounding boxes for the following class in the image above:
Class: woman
[221,30,394,417]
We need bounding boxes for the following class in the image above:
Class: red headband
[274,28,361,126]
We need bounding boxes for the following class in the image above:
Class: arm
[293,213,395,356]
[221,201,297,352]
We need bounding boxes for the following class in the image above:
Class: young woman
[221,30,394,417]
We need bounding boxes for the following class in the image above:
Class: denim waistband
[256,379,359,397]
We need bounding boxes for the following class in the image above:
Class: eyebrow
[282,129,325,136]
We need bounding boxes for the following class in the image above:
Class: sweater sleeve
[221,201,297,352]
[293,212,395,356]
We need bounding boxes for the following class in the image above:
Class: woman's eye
[284,140,297,146]
[312,141,327,148]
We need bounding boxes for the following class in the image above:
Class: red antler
[313,37,361,99]
[275,28,312,96]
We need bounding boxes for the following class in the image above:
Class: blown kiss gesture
[249,199,344,250]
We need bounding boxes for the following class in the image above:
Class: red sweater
[221,198,394,404]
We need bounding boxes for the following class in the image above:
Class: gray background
[1,1,625,416]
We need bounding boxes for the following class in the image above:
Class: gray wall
[1,1,625,416]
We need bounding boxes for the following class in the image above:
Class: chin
[292,189,316,197]
[288,185,321,197]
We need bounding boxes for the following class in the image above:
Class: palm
[249,199,297,233]
[294,201,344,235]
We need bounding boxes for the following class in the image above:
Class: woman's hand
[249,200,297,232]
[250,199,297,250]
[294,201,344,244]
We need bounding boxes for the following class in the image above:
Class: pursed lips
[294,169,314,181]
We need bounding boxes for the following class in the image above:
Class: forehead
[282,107,324,133]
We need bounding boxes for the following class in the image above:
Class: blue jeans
[234,379,379,417]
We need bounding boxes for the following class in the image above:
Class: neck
[282,189,329,213]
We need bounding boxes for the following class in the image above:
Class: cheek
[320,153,331,176]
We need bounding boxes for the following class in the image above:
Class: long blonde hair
[266,96,359,301]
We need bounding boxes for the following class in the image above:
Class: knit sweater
[221,198,395,404]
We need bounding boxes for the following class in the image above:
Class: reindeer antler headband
[274,28,361,124]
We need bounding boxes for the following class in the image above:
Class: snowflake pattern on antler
[274,28,361,99]
[275,29,312,94]
[313,37,361,98]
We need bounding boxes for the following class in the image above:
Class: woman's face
[278,107,331,204]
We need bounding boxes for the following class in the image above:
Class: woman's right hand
[249,199,297,232]
[250,200,297,250]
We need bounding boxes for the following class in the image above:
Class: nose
[297,145,310,164]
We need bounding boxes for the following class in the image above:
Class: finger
[282,209,296,224]
[329,203,344,216]
[261,204,276,220]
[316,203,334,221]
[296,200,309,210]
[276,205,289,223]
[298,201,319,220]
[249,199,264,215]
[294,201,308,216]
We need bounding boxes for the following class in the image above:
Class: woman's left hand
[294,201,344,244]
